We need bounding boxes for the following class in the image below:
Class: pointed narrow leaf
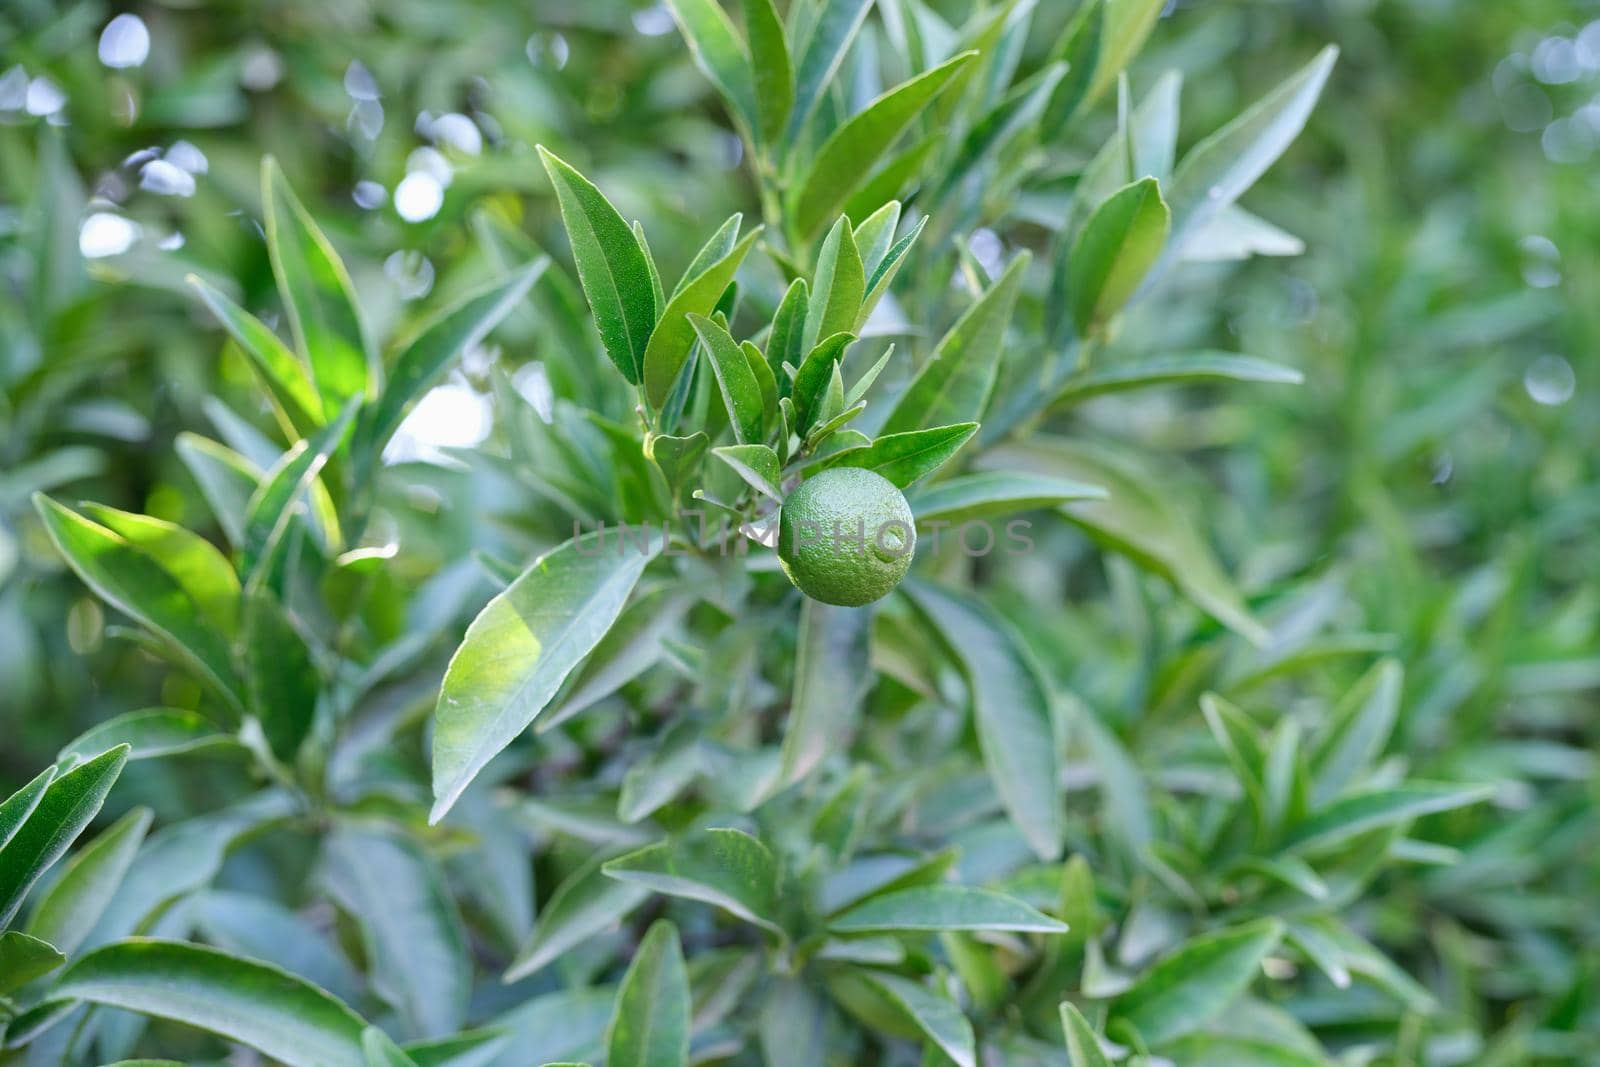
[1108,920,1284,1046]
[881,252,1028,435]
[507,854,651,981]
[0,768,56,854]
[1084,0,1166,108]
[777,600,871,788]
[802,218,865,353]
[859,216,926,328]
[667,0,759,141]
[1068,177,1169,335]
[53,939,369,1067]
[767,278,810,384]
[643,227,762,408]
[1285,783,1494,854]
[60,709,230,765]
[1310,658,1401,803]
[241,589,319,762]
[603,828,783,937]
[742,0,793,145]
[851,201,902,276]
[0,745,129,928]
[1165,47,1338,262]
[1052,352,1303,404]
[1060,1002,1112,1067]
[908,472,1106,525]
[858,972,976,1067]
[363,1027,422,1067]
[26,807,152,956]
[368,259,547,452]
[175,433,261,548]
[831,885,1067,934]
[431,531,662,822]
[903,582,1063,859]
[791,331,855,432]
[188,275,323,436]
[321,824,470,1039]
[786,0,875,142]
[607,921,690,1067]
[32,496,242,710]
[983,438,1267,643]
[673,215,742,301]
[0,932,66,995]
[823,423,977,488]
[81,505,240,638]
[711,444,784,501]
[263,158,371,416]
[240,402,356,586]
[690,315,765,444]
[537,147,658,383]
[791,53,976,238]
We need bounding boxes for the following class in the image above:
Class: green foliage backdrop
[1,1,1596,1065]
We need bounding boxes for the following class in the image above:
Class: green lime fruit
[777,467,916,607]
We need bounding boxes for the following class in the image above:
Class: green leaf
[25,807,151,957]
[240,401,356,588]
[0,768,55,854]
[80,505,240,638]
[907,472,1106,525]
[506,854,651,981]
[402,1029,510,1067]
[856,972,976,1067]
[192,890,361,1006]
[790,332,855,434]
[902,582,1063,859]
[711,443,784,501]
[859,216,926,329]
[673,215,743,301]
[776,600,871,789]
[790,52,976,239]
[830,885,1067,934]
[742,0,794,145]
[431,531,662,822]
[0,932,66,995]
[1284,783,1494,854]
[174,433,261,548]
[1108,919,1284,1046]
[667,0,760,142]
[690,315,765,445]
[364,1027,422,1067]
[643,226,763,408]
[647,432,710,494]
[1052,352,1303,404]
[983,438,1267,643]
[785,0,875,143]
[1083,0,1166,108]
[1180,205,1306,262]
[1068,177,1170,336]
[802,219,865,354]
[53,939,370,1067]
[1060,1002,1112,1067]
[851,201,902,275]
[33,495,243,710]
[881,252,1029,436]
[241,589,318,763]
[604,828,784,937]
[742,339,780,430]
[823,423,977,488]
[1165,47,1338,263]
[1040,0,1104,138]
[537,146,659,384]
[262,157,372,417]
[320,824,470,1039]
[1310,658,1401,804]
[607,920,690,1067]
[767,278,810,385]
[187,275,323,438]
[0,745,127,928]
[59,709,231,765]
[367,259,547,454]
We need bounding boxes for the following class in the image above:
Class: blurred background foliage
[2,0,1596,1062]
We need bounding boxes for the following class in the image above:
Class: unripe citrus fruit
[777,467,916,607]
